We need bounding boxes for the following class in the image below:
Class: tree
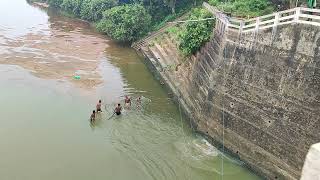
[48,0,64,7]
[163,0,176,14]
[137,0,170,23]
[80,0,94,20]
[307,0,316,8]
[96,4,151,42]
[61,0,83,16]
[80,0,118,21]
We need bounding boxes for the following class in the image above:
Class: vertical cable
[221,22,228,180]
[178,94,192,180]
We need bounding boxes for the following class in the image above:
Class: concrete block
[301,143,320,180]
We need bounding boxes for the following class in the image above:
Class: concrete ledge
[301,143,320,180]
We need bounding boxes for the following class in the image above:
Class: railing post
[272,13,279,32]
[272,13,279,41]
[239,20,244,33]
[255,17,260,33]
[274,13,279,27]
[294,7,301,23]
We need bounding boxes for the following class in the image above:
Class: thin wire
[168,18,216,24]
[178,94,192,180]
[222,9,228,180]
[221,24,227,180]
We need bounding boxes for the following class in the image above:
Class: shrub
[208,0,220,6]
[179,8,214,55]
[61,0,83,16]
[48,0,64,7]
[80,0,118,21]
[209,0,274,17]
[232,0,271,17]
[96,4,151,42]
[79,0,93,20]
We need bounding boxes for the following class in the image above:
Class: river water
[0,0,261,179]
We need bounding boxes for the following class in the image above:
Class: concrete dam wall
[140,13,320,179]
[197,23,320,179]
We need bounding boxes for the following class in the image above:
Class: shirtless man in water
[90,110,96,122]
[96,100,102,113]
[124,96,131,109]
[115,104,122,115]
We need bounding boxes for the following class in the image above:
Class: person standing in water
[115,104,122,115]
[90,110,96,122]
[96,100,102,113]
[124,96,131,109]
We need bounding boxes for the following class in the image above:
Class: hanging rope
[221,43,225,180]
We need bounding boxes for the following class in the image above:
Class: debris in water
[74,75,81,80]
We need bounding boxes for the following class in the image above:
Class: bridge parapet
[204,2,320,35]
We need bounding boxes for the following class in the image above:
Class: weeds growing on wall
[208,0,274,18]
[178,8,214,56]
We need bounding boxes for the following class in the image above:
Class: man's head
[118,103,121,106]
[93,110,95,113]
[99,100,101,103]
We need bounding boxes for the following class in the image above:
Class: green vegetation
[80,0,117,21]
[48,0,63,7]
[166,26,180,38]
[37,0,198,42]
[96,4,151,42]
[208,0,274,17]
[178,8,214,55]
[61,0,83,16]
[31,0,277,54]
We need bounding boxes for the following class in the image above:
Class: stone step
[159,38,176,62]
[154,43,170,62]
[164,34,177,48]
[160,42,171,56]
[153,44,180,74]
[149,46,166,70]
[153,45,173,70]
[161,35,181,65]
[163,48,181,66]
[144,48,163,69]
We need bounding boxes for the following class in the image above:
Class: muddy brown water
[0,0,261,179]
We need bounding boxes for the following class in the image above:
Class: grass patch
[208,0,275,18]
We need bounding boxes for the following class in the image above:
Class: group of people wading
[90,96,142,122]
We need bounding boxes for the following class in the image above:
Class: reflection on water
[0,0,261,180]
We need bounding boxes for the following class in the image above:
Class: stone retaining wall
[141,23,320,179]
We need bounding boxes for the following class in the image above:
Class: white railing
[203,2,320,34]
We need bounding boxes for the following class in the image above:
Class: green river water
[0,0,261,179]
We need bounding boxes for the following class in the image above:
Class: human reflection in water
[89,112,103,130]
[136,96,142,109]
[90,110,96,122]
